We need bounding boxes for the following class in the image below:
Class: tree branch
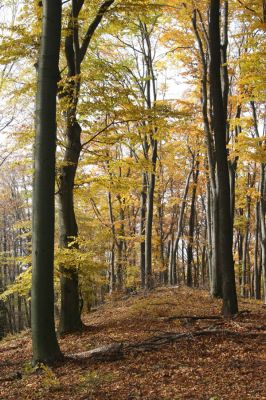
[79,0,115,64]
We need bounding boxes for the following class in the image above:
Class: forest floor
[0,286,265,400]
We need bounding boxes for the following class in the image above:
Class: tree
[209,0,238,316]
[191,6,221,297]
[58,0,115,334]
[0,165,32,335]
[1,0,266,340]
[31,0,62,364]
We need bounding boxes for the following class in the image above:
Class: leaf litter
[0,286,265,400]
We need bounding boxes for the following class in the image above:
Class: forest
[0,0,265,399]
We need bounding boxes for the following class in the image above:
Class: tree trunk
[139,21,158,290]
[169,168,192,285]
[259,163,266,304]
[241,195,251,298]
[187,160,199,287]
[210,189,222,297]
[107,191,116,293]
[254,202,261,299]
[58,0,115,332]
[31,0,62,363]
[140,173,147,288]
[58,122,83,334]
[116,194,125,291]
[209,0,238,316]
[250,101,265,303]
[192,10,222,298]
[145,139,157,289]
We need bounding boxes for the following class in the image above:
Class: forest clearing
[0,287,265,400]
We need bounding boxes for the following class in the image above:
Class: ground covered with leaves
[0,287,265,400]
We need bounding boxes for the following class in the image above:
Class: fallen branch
[233,310,251,318]
[65,329,266,361]
[164,310,251,323]
[149,302,179,307]
[67,343,123,361]
[125,329,266,352]
[164,315,222,322]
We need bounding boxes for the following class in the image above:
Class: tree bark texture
[31,0,62,363]
[192,9,222,298]
[209,0,238,316]
[187,159,199,287]
[58,0,115,332]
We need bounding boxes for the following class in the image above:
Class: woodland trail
[0,286,265,400]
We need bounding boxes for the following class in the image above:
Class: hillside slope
[0,287,265,400]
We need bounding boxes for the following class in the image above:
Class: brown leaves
[0,286,265,399]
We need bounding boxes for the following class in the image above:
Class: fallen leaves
[0,286,265,400]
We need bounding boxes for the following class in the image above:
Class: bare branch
[79,0,115,64]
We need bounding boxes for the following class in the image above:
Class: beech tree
[31,0,62,363]
[209,0,238,316]
[0,0,266,344]
[58,0,115,334]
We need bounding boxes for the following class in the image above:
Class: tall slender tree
[31,0,62,363]
[192,8,222,298]
[58,0,115,334]
[209,0,238,316]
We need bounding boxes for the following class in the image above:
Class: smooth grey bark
[192,9,222,298]
[107,165,124,292]
[201,230,207,287]
[109,242,116,293]
[168,168,193,285]
[116,194,125,291]
[157,188,166,283]
[221,0,229,119]
[229,105,241,229]
[140,173,147,288]
[199,192,209,287]
[187,159,199,287]
[251,101,265,303]
[58,121,83,333]
[209,0,238,316]
[155,153,167,282]
[254,202,262,299]
[206,182,212,283]
[145,139,157,289]
[259,163,266,304]
[58,0,115,333]
[241,196,251,297]
[210,189,222,297]
[31,0,62,363]
[237,225,244,287]
[138,21,158,290]
[107,192,116,293]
